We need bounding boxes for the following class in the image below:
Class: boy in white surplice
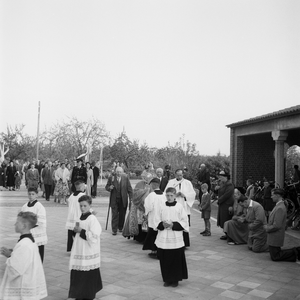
[0,211,47,300]
[68,195,103,299]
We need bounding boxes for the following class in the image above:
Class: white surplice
[144,191,165,229]
[155,201,189,249]
[165,178,196,215]
[65,191,86,230]
[0,237,47,300]
[69,214,101,271]
[21,202,48,246]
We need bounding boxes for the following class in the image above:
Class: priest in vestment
[165,169,196,246]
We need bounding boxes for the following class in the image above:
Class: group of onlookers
[0,158,101,202]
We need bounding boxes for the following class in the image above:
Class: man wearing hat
[217,170,234,240]
[71,159,87,193]
[143,178,165,258]
[238,193,269,252]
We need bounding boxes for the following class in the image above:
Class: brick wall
[242,133,275,184]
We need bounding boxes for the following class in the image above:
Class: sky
[1,0,299,156]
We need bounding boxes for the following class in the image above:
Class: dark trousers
[51,182,55,195]
[39,245,44,262]
[269,245,297,262]
[111,197,127,233]
[44,184,52,200]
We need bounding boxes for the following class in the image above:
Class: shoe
[171,282,178,287]
[203,232,211,236]
[118,229,122,232]
[45,199,49,201]
[163,282,171,287]
[227,242,236,245]
[200,230,206,234]
[220,235,227,240]
[112,232,117,236]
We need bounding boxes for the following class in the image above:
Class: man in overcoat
[238,197,268,252]
[264,188,300,262]
[105,167,133,235]
[217,171,234,240]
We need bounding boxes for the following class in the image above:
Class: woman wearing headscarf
[223,187,249,245]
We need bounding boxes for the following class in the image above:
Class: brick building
[227,105,300,187]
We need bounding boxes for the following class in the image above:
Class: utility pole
[36,101,41,161]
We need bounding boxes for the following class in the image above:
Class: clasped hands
[1,247,12,258]
[163,220,173,230]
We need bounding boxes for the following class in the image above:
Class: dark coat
[197,169,211,190]
[93,166,100,182]
[105,174,133,208]
[159,176,169,192]
[6,165,17,186]
[71,166,87,184]
[217,181,234,228]
[265,201,286,247]
[42,167,54,185]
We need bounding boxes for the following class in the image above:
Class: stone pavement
[0,186,300,300]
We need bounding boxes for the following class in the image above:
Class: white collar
[249,199,253,207]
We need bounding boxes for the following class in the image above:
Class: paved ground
[0,184,300,300]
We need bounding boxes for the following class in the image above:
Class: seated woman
[123,171,154,242]
[223,187,249,245]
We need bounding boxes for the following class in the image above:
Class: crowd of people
[1,160,300,299]
[0,158,101,201]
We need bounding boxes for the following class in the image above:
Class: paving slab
[0,185,300,299]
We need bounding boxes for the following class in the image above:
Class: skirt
[68,268,102,299]
[54,180,69,197]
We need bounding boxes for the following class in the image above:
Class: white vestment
[0,237,47,300]
[155,202,189,249]
[21,202,48,246]
[165,178,196,215]
[65,192,86,230]
[69,214,101,271]
[144,191,165,229]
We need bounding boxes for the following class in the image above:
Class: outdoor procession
[1,1,300,300]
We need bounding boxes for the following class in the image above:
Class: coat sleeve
[105,176,112,192]
[265,207,285,233]
[218,184,234,205]
[248,206,265,231]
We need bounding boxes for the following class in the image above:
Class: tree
[109,132,140,170]
[40,117,110,161]
[0,125,35,161]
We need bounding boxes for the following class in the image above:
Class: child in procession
[155,187,188,287]
[0,212,47,299]
[21,187,47,262]
[68,195,103,300]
